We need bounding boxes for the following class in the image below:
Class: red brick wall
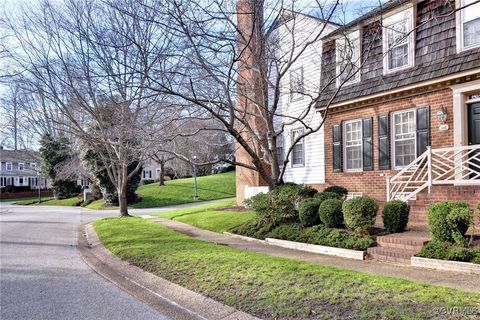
[322,88,479,206]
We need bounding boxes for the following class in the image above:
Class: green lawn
[86,172,236,209]
[94,217,480,320]
[14,196,81,206]
[155,199,254,233]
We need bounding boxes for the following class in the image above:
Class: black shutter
[378,114,390,170]
[362,117,373,171]
[416,106,430,156]
[332,123,342,172]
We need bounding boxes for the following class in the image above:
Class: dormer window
[457,0,480,52]
[382,8,414,74]
[336,30,361,87]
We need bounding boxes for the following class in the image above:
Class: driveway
[0,201,222,320]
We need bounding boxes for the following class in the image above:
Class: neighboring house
[236,9,339,203]
[0,148,49,190]
[141,158,157,181]
[272,13,338,186]
[317,0,480,225]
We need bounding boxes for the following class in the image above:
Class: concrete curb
[77,222,261,320]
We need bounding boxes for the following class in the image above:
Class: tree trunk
[118,179,130,217]
[159,161,165,186]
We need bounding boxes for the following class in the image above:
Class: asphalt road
[0,200,223,320]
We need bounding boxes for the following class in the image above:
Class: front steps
[368,230,430,264]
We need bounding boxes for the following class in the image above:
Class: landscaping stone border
[78,223,260,320]
[264,238,367,260]
[223,232,267,244]
[411,256,480,274]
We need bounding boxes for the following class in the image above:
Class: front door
[468,102,480,178]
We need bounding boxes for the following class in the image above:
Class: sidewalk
[142,216,480,293]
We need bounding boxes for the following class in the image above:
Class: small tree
[39,133,80,199]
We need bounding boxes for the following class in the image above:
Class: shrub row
[264,224,376,251]
[417,240,480,264]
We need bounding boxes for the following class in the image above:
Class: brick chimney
[235,0,270,204]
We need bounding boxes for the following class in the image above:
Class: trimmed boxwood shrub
[298,185,318,198]
[446,246,475,262]
[298,199,322,227]
[266,223,304,241]
[142,179,155,185]
[314,191,339,202]
[427,201,472,245]
[323,185,348,199]
[342,196,379,234]
[319,198,344,228]
[416,240,450,260]
[382,200,409,233]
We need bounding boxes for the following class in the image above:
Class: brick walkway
[140,216,480,293]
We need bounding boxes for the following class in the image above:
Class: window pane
[388,43,408,69]
[395,139,416,166]
[291,130,304,166]
[393,110,416,167]
[345,121,362,170]
[464,17,480,48]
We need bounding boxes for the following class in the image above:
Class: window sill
[383,63,415,76]
[291,164,305,168]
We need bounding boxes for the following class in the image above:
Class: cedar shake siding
[319,0,480,107]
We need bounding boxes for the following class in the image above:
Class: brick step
[377,235,428,251]
[367,247,418,264]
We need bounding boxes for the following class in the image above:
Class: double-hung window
[291,128,305,167]
[6,162,12,171]
[392,109,416,168]
[383,8,414,73]
[336,30,361,87]
[18,163,24,171]
[289,67,304,101]
[457,0,480,51]
[344,120,363,171]
[276,134,284,166]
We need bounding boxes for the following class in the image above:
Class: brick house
[318,0,480,226]
[236,0,480,228]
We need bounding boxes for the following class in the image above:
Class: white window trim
[455,0,480,53]
[291,128,305,168]
[18,162,24,171]
[289,67,304,102]
[391,108,417,169]
[382,7,415,75]
[343,119,363,172]
[6,162,12,171]
[336,30,361,88]
[31,162,37,169]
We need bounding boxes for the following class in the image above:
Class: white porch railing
[387,144,480,201]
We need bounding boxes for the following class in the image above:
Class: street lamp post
[192,155,198,200]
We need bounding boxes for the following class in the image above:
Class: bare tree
[122,0,349,190]
[2,0,170,216]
